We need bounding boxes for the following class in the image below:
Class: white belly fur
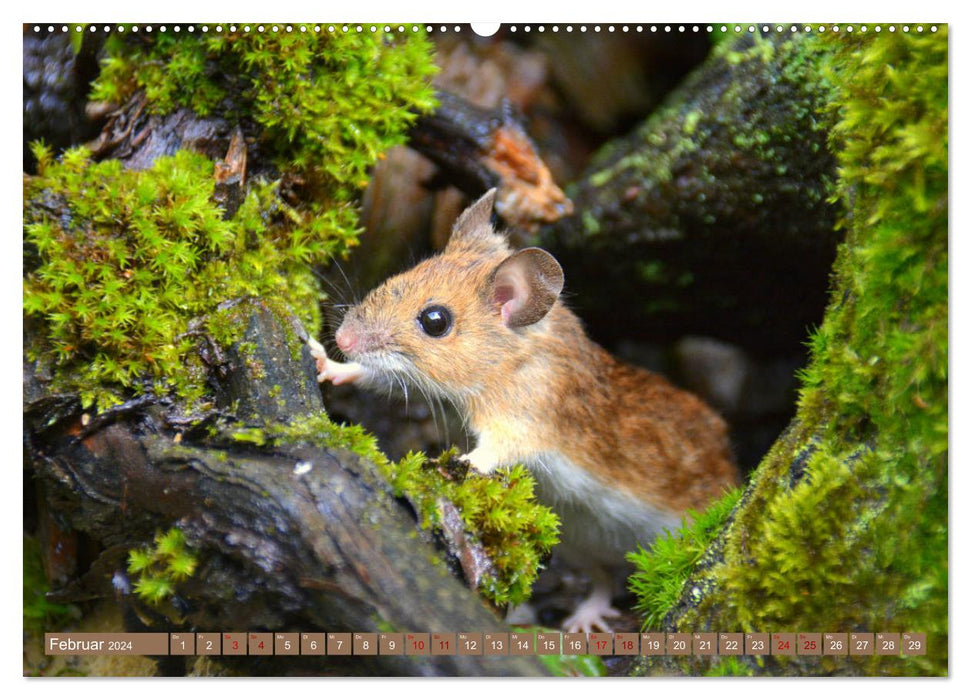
[525,452,682,569]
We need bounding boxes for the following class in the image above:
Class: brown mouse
[312,189,739,632]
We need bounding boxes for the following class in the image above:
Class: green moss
[23,147,353,409]
[585,32,835,200]
[26,31,437,412]
[634,27,947,676]
[704,656,754,677]
[627,489,741,630]
[128,528,199,606]
[23,536,80,632]
[258,412,560,607]
[90,28,438,201]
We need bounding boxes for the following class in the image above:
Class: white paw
[307,339,365,385]
[459,446,499,475]
[562,574,621,633]
[562,599,622,634]
[307,338,328,379]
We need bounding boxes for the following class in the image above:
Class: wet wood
[24,301,547,676]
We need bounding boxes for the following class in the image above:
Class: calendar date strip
[45,631,926,657]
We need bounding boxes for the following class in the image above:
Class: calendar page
[22,18,948,680]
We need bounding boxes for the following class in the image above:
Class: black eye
[418,305,452,337]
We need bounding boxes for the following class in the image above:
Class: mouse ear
[491,247,564,328]
[446,189,505,253]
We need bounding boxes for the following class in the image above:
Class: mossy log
[537,32,841,355]
[24,300,548,677]
[626,29,947,677]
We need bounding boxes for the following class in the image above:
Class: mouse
[311,189,739,632]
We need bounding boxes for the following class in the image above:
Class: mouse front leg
[458,430,506,475]
[307,337,365,385]
[459,444,502,475]
[561,566,622,633]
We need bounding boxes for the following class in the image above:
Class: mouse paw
[562,574,621,633]
[562,599,622,634]
[307,338,365,385]
[459,446,500,475]
[307,338,328,379]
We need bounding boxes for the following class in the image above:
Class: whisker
[329,257,360,306]
[435,394,451,448]
[309,265,353,306]
[396,372,410,414]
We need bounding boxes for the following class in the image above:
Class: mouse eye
[417,305,453,338]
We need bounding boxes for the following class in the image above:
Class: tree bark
[536,32,841,355]
[25,300,548,676]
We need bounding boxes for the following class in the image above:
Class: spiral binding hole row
[31,24,939,35]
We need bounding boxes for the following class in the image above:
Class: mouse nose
[335,326,358,355]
